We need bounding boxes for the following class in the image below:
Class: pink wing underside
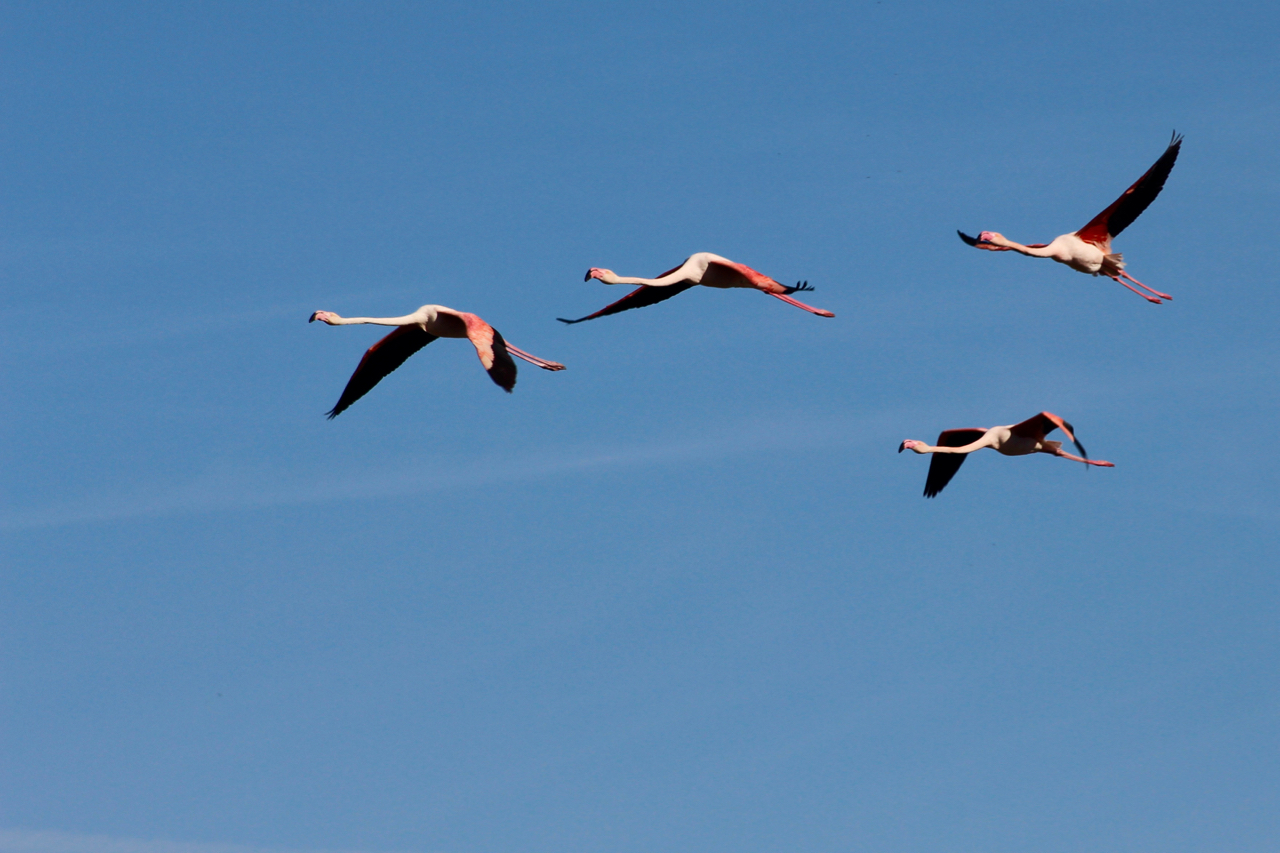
[1010,411,1074,443]
[1077,211,1118,248]
[438,308,497,369]
[707,259,774,286]
[1076,190,1128,247]
[446,309,519,391]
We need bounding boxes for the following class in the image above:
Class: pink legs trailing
[505,342,566,371]
[1120,270,1172,301]
[767,292,836,317]
[1053,448,1115,467]
[1109,271,1173,304]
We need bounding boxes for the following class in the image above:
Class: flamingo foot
[1120,271,1172,301]
[768,291,835,317]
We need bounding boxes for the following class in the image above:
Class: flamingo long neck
[605,275,662,285]
[601,256,704,287]
[924,436,993,454]
[330,313,425,326]
[602,271,690,287]
[990,236,1055,258]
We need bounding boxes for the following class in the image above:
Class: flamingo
[898,411,1114,498]
[958,133,1182,304]
[558,252,835,324]
[309,305,565,418]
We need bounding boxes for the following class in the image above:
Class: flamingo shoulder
[681,252,724,281]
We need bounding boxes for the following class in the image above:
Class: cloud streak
[0,413,880,532]
[0,829,425,853]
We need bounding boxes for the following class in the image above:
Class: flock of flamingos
[310,134,1183,497]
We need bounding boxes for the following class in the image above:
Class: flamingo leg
[1108,275,1162,304]
[767,292,835,317]
[1053,448,1115,467]
[1119,270,1172,301]
[505,342,566,371]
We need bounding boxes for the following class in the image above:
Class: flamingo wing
[450,312,518,392]
[326,325,437,418]
[1076,133,1182,247]
[1010,411,1089,459]
[924,428,987,498]
[557,282,698,324]
[707,259,775,286]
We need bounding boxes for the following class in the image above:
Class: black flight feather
[558,282,698,324]
[326,325,437,418]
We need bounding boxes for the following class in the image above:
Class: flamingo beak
[898,441,907,453]
[584,270,591,281]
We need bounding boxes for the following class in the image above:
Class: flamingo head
[977,231,1001,244]
[898,440,926,454]
[309,310,339,324]
[584,267,614,282]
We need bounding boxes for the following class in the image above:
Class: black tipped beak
[308,312,318,323]
[898,442,906,453]
[957,230,980,247]
[583,270,591,282]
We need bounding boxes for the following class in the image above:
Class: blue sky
[2,2,1278,851]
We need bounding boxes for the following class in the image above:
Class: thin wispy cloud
[0,413,880,532]
[0,829,426,853]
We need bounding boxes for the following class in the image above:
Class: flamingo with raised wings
[958,134,1182,304]
[310,305,564,418]
[558,252,834,324]
[899,411,1114,498]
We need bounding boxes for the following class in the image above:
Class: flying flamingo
[309,304,565,418]
[958,134,1182,304]
[898,411,1114,498]
[558,252,835,324]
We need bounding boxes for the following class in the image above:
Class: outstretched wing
[558,282,698,324]
[1076,133,1182,247]
[450,312,518,392]
[326,325,437,418]
[1010,411,1089,459]
[923,428,987,498]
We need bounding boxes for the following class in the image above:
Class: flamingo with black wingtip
[959,134,1182,304]
[899,411,1114,498]
[558,252,834,324]
[310,304,564,418]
